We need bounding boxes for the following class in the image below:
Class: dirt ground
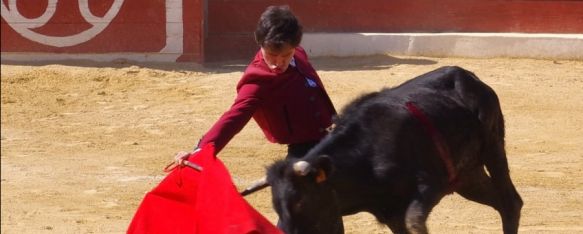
[1,55,582,234]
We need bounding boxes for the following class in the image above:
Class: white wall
[303,33,583,60]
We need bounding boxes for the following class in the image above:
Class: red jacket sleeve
[198,83,264,154]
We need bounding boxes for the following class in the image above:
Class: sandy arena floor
[1,55,582,233]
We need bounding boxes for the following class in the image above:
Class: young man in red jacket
[175,5,336,165]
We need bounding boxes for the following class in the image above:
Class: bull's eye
[293,201,302,212]
[286,191,304,214]
[290,197,305,214]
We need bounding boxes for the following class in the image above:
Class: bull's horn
[293,161,311,176]
[240,177,269,196]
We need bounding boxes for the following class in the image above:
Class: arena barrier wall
[2,0,583,63]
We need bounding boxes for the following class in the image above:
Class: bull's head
[243,155,344,234]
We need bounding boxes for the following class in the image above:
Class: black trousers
[286,140,320,159]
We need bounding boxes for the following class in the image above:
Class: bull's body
[266,66,523,234]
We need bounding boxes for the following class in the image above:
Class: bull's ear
[314,155,332,183]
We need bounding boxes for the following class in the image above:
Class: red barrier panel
[205,0,583,62]
[1,0,203,62]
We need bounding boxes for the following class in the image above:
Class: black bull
[242,66,523,234]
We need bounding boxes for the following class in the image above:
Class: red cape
[127,144,282,234]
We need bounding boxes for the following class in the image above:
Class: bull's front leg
[385,215,407,234]
[404,176,445,234]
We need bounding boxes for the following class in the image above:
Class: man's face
[261,44,296,74]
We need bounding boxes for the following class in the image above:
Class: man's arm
[198,83,264,153]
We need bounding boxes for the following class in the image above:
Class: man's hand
[174,151,192,166]
[164,148,203,172]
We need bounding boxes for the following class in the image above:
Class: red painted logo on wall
[1,0,185,58]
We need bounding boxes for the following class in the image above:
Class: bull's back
[332,66,501,159]
[392,66,503,135]
[385,66,504,164]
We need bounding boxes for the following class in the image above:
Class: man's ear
[314,155,332,183]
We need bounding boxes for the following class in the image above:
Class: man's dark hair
[255,5,303,51]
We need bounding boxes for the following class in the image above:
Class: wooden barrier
[2,0,582,62]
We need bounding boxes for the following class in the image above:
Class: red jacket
[199,47,336,153]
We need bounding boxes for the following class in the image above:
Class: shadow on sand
[201,54,438,73]
[1,54,437,74]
